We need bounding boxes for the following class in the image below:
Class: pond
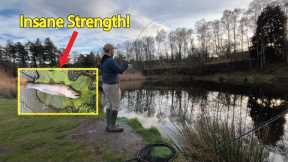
[102,80,288,162]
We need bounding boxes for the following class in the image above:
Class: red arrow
[59,31,78,67]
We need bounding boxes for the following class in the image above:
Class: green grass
[119,117,164,144]
[102,149,127,162]
[0,99,97,162]
[0,98,172,162]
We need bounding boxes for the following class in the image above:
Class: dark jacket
[100,57,128,84]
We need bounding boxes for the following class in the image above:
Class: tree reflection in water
[248,97,287,145]
[117,81,288,154]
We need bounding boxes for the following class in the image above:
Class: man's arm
[109,59,128,74]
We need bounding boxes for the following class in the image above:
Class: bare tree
[155,29,167,60]
[196,19,209,61]
[239,16,250,52]
[221,10,233,57]
[168,31,177,61]
[142,36,155,61]
[232,9,242,54]
[210,20,224,57]
[122,41,130,61]
[173,28,192,61]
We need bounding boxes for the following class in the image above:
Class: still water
[104,80,288,162]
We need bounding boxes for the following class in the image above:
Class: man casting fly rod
[100,43,128,132]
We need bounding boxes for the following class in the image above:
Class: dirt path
[71,118,145,161]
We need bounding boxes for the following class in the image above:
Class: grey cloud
[0,0,253,52]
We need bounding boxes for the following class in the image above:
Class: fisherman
[100,43,128,132]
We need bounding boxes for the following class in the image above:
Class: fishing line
[234,107,288,141]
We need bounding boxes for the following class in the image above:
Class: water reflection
[114,81,288,147]
[248,97,287,145]
[96,81,288,161]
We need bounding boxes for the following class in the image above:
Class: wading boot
[106,110,123,132]
[105,109,112,132]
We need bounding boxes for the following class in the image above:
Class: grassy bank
[0,99,134,162]
[0,99,95,162]
[0,98,174,162]
[143,63,288,92]
[192,63,288,87]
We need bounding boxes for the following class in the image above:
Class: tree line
[1,0,287,72]
[0,38,101,73]
[0,38,59,67]
[119,0,288,68]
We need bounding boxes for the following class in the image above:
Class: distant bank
[137,62,288,93]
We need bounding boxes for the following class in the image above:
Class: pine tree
[250,5,287,68]
[86,52,96,67]
[30,39,44,67]
[6,41,16,64]
[0,45,5,62]
[15,42,28,67]
[44,38,58,66]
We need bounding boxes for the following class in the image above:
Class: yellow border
[17,68,99,116]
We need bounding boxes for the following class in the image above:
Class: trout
[26,83,80,99]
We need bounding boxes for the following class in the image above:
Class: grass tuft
[177,115,268,162]
[127,118,163,144]
[119,117,165,144]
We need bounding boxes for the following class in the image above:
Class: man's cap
[103,43,116,51]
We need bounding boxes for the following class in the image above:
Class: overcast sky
[0,0,253,53]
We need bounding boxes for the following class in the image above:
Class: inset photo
[18,68,98,115]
